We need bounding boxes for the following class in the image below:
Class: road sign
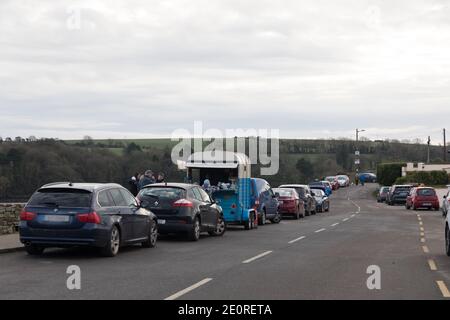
[355,151,360,156]
[355,159,360,165]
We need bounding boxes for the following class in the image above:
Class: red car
[273,188,305,219]
[325,176,340,190]
[406,187,440,211]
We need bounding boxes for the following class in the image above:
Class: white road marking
[421,238,426,243]
[419,221,423,226]
[288,236,306,244]
[428,259,438,271]
[420,232,425,237]
[164,278,213,300]
[242,251,273,264]
[348,200,361,213]
[420,227,425,232]
[437,281,450,298]
[423,246,430,253]
[331,223,339,227]
[351,214,356,218]
[315,228,326,233]
[343,218,349,222]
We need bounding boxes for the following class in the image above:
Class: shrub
[377,163,406,186]
[394,171,449,186]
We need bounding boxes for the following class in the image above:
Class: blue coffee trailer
[185,151,258,229]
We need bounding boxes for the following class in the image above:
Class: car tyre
[271,213,281,224]
[209,216,226,236]
[25,244,44,256]
[101,225,120,257]
[142,220,158,248]
[259,211,267,226]
[188,217,201,241]
[446,224,450,257]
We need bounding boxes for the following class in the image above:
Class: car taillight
[20,210,36,221]
[231,203,237,209]
[77,212,101,224]
[173,199,194,208]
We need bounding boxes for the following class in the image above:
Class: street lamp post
[355,129,366,176]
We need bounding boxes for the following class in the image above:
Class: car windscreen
[394,187,411,194]
[325,177,335,182]
[417,189,436,196]
[28,188,92,208]
[312,189,324,196]
[274,189,293,197]
[138,187,185,201]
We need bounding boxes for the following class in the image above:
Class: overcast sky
[1,0,449,143]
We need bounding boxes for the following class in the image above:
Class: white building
[402,162,450,177]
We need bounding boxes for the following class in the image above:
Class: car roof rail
[42,181,71,187]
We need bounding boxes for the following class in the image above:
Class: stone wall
[0,204,24,235]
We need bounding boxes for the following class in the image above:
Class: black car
[19,182,158,257]
[386,185,413,205]
[137,183,226,241]
[279,184,316,216]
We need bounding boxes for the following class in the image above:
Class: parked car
[336,175,350,187]
[309,181,332,197]
[377,186,390,203]
[19,182,158,257]
[405,187,440,211]
[311,189,330,212]
[325,176,340,190]
[251,178,281,225]
[443,188,450,217]
[279,184,316,216]
[386,185,413,205]
[137,183,226,241]
[273,188,305,219]
[359,173,377,183]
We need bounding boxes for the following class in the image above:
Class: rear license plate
[278,201,284,204]
[157,219,166,225]
[423,203,432,207]
[44,215,70,223]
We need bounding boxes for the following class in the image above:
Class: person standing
[156,173,165,183]
[128,172,139,196]
[138,170,155,191]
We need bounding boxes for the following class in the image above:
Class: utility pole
[355,128,365,174]
[427,136,431,164]
[444,128,447,163]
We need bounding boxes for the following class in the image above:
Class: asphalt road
[1,184,449,300]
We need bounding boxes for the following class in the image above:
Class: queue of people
[128,170,165,196]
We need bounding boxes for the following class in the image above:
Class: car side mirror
[139,200,150,208]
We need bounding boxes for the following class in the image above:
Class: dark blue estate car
[19,182,158,257]
[251,178,280,225]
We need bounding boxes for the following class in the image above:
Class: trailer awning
[185,162,238,169]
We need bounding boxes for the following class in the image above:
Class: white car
[336,175,350,187]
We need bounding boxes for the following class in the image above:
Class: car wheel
[188,217,201,241]
[259,211,267,226]
[101,225,120,257]
[209,216,226,236]
[271,213,281,224]
[326,203,330,212]
[142,220,158,248]
[446,224,450,257]
[25,244,44,256]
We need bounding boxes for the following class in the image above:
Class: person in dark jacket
[128,172,139,196]
[156,173,165,183]
[138,170,155,190]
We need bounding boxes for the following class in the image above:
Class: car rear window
[274,189,292,197]
[417,189,436,196]
[139,187,186,200]
[395,187,411,193]
[28,188,92,208]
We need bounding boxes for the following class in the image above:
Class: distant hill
[0,137,445,201]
